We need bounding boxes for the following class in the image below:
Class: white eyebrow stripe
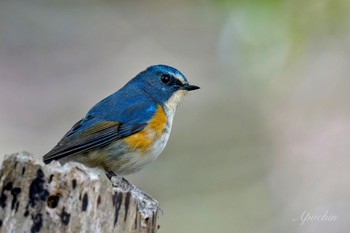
[174,73,186,84]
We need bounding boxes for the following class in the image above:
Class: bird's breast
[124,104,170,155]
[98,104,174,175]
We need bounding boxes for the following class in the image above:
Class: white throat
[164,90,187,124]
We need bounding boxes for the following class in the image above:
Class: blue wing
[43,87,157,164]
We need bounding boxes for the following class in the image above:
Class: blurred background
[1,0,350,232]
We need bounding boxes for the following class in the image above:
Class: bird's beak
[181,84,200,91]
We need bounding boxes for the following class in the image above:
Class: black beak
[181,84,200,91]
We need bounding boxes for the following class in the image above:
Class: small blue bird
[43,65,199,177]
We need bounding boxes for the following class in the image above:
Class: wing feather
[43,120,146,164]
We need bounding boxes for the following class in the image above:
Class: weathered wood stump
[0,152,159,233]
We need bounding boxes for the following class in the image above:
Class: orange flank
[124,104,167,152]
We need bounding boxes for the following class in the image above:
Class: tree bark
[0,152,159,233]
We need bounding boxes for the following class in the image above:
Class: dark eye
[160,74,171,84]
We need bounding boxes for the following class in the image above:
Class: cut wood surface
[0,152,159,233]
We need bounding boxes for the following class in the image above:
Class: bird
[43,65,199,178]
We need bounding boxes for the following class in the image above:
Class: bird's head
[130,65,200,112]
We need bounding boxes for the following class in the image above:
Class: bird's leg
[106,171,134,191]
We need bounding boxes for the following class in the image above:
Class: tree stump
[0,152,159,233]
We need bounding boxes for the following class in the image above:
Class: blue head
[127,65,199,110]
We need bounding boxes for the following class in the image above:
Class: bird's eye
[160,75,171,84]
